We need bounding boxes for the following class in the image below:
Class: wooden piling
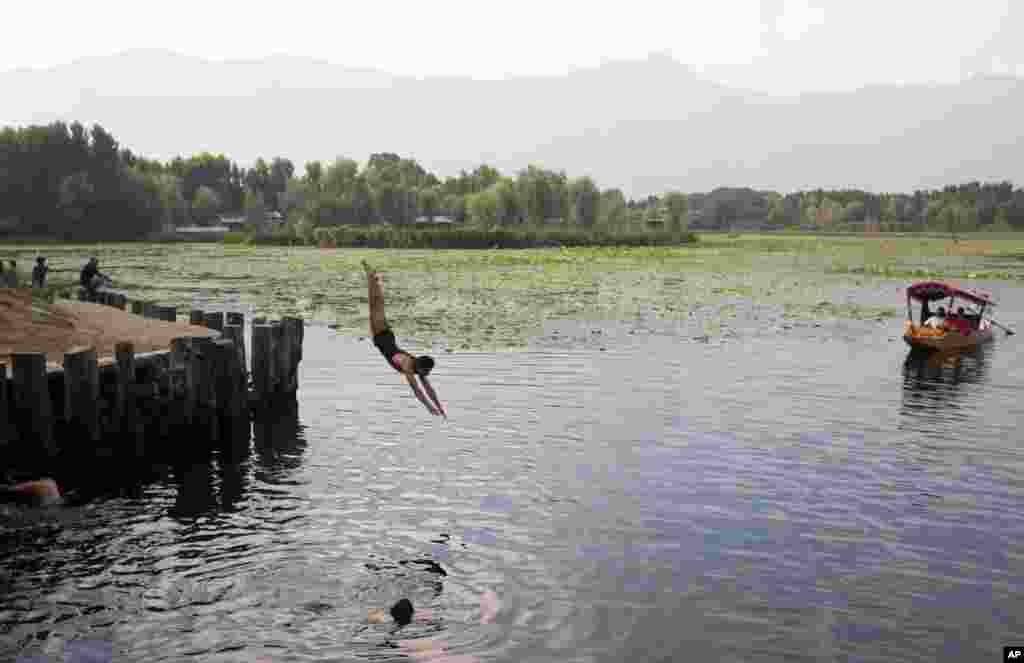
[251,324,273,403]
[158,304,177,322]
[212,339,244,436]
[223,324,247,383]
[4,306,303,471]
[204,311,224,332]
[0,364,10,443]
[192,337,219,442]
[11,352,55,456]
[282,317,304,394]
[132,300,144,315]
[272,321,289,395]
[64,348,101,442]
[170,338,195,425]
[190,309,205,326]
[112,341,135,435]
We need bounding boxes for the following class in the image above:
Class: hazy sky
[2,0,1019,93]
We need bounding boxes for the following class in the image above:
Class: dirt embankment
[0,288,218,371]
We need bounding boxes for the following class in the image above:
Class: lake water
[2,274,1023,662]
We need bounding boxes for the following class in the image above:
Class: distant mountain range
[3,49,1022,199]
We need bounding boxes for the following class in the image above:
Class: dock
[1,287,304,466]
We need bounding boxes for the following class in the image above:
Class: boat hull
[903,321,994,352]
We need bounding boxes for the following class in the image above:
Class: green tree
[418,188,440,221]
[663,191,688,234]
[493,178,521,225]
[988,207,1013,232]
[279,178,307,219]
[244,187,267,227]
[324,158,359,195]
[599,189,628,230]
[467,189,498,227]
[304,161,323,191]
[570,177,601,228]
[192,185,222,225]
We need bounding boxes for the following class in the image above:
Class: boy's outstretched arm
[406,375,440,415]
[419,376,446,418]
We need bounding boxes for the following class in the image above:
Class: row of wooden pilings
[1,292,305,464]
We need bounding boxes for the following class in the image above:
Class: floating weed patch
[783,301,901,321]
[4,237,1020,350]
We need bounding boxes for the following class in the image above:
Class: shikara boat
[902,281,995,352]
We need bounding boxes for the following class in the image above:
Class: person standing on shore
[31,257,48,288]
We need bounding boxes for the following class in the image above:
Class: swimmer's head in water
[414,355,435,377]
[391,598,414,625]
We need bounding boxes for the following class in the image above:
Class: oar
[991,319,1015,334]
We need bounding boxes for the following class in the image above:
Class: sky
[1,0,1020,93]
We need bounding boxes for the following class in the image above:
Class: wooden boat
[902,281,995,352]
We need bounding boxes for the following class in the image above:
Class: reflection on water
[253,400,307,483]
[900,347,991,428]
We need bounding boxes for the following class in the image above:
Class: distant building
[413,216,457,225]
[218,215,247,231]
[169,225,231,240]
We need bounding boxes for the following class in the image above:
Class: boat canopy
[906,281,994,307]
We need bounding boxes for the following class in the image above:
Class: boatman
[363,260,446,418]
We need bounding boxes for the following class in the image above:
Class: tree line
[1,121,1021,241]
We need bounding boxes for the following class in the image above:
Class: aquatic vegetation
[1,234,1020,349]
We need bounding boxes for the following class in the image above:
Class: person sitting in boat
[949,307,974,335]
[924,306,946,328]
[919,300,932,326]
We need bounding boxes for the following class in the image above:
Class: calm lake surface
[2,244,1023,662]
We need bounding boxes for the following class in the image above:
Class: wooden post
[226,312,245,327]
[0,364,10,444]
[213,339,240,436]
[251,324,273,403]
[277,319,294,395]
[171,338,196,425]
[159,305,177,322]
[64,348,101,442]
[115,293,128,310]
[223,324,247,385]
[132,300,144,315]
[11,352,55,456]
[193,337,219,441]
[143,302,159,319]
[271,322,286,394]
[112,341,135,435]
[204,311,224,332]
[282,317,304,393]
[190,309,205,326]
